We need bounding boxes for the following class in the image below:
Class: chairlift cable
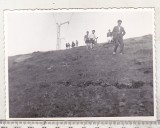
[52,13,58,24]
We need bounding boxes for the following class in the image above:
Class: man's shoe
[113,52,116,55]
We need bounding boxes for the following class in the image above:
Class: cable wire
[52,13,58,24]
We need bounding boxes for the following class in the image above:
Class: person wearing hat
[112,20,126,54]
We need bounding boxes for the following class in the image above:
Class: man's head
[92,30,95,34]
[117,19,122,26]
[86,31,89,34]
[108,29,111,32]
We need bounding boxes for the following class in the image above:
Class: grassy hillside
[9,35,154,118]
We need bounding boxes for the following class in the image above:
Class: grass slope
[9,35,154,118]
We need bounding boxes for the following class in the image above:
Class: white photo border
[4,8,156,121]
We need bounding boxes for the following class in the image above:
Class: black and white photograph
[5,9,155,119]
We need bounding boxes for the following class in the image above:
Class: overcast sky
[6,9,154,56]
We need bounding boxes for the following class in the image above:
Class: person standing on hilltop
[107,29,112,43]
[66,43,68,49]
[84,31,90,50]
[112,20,126,55]
[89,30,98,49]
[76,40,79,47]
[68,43,70,49]
[72,41,75,48]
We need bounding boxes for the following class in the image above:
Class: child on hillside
[107,29,112,43]
[84,31,90,50]
[89,30,98,49]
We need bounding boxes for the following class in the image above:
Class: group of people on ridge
[84,19,126,54]
[84,30,98,50]
[66,40,78,49]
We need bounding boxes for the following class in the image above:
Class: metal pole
[59,26,61,49]
[56,23,60,50]
[56,21,69,50]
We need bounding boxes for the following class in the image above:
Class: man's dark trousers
[113,36,124,53]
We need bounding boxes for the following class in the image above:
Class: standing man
[89,30,97,49]
[84,31,90,50]
[112,20,126,54]
[68,43,70,49]
[72,41,75,48]
[76,40,79,47]
[66,43,68,49]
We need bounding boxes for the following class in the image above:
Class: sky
[5,9,154,56]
